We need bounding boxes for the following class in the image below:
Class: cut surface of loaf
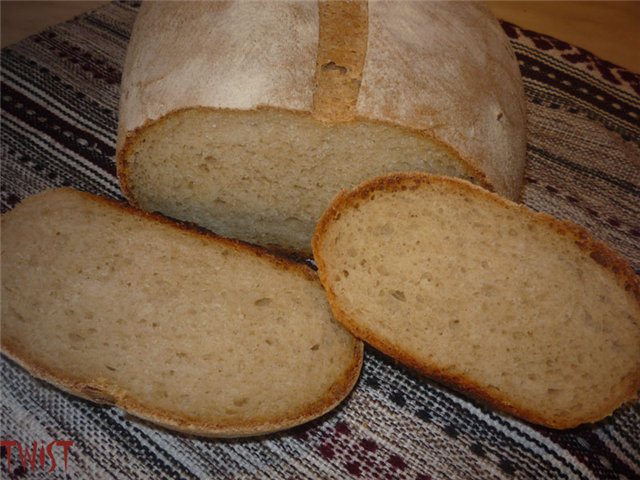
[122,108,470,253]
[117,1,526,254]
[312,173,640,429]
[1,188,363,437]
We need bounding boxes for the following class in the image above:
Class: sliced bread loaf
[1,188,363,437]
[312,173,640,429]
[117,1,526,254]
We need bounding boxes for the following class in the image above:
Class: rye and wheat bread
[312,173,640,429]
[116,1,526,254]
[1,188,363,437]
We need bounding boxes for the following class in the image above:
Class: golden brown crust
[312,172,640,429]
[312,0,368,123]
[115,137,135,206]
[1,188,364,437]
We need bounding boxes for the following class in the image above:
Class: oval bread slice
[312,173,640,429]
[1,188,363,437]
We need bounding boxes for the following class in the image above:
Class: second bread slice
[312,173,640,429]
[1,188,363,437]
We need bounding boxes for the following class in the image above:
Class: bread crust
[312,0,368,122]
[312,172,640,429]
[1,188,364,437]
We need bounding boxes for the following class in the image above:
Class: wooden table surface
[1,1,639,73]
[486,1,639,73]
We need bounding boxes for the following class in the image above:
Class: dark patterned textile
[1,3,639,479]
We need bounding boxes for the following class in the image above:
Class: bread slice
[1,188,363,437]
[116,1,526,254]
[312,173,640,429]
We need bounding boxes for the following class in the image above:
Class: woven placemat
[1,2,639,479]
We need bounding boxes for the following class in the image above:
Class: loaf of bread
[116,1,526,254]
[312,173,640,429]
[1,188,363,437]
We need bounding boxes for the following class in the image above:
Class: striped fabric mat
[1,2,639,479]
